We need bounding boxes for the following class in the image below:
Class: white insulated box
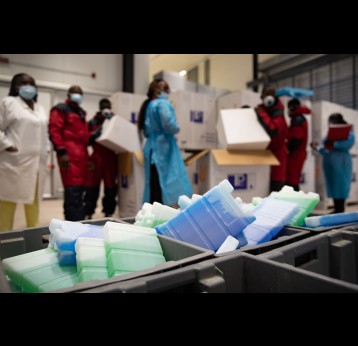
[298,151,315,194]
[96,115,141,153]
[110,91,146,124]
[217,90,262,117]
[170,90,217,150]
[217,108,271,150]
[207,149,279,203]
[117,151,145,218]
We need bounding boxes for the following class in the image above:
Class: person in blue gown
[311,113,355,213]
[137,79,192,206]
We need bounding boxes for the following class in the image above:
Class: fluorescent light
[179,70,187,76]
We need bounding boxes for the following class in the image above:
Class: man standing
[49,85,89,221]
[256,86,288,192]
[84,98,118,219]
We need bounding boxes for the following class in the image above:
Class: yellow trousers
[0,179,39,232]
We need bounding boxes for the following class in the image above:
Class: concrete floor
[13,198,120,231]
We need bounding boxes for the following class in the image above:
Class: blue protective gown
[142,95,192,205]
[319,131,355,199]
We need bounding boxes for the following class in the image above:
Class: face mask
[69,93,83,105]
[19,85,37,100]
[159,92,169,100]
[263,95,275,108]
[101,108,113,119]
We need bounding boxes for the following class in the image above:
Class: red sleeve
[256,105,278,132]
[49,108,66,153]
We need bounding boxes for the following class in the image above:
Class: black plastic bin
[0,218,214,293]
[233,227,311,255]
[261,229,358,286]
[284,222,358,234]
[81,251,358,293]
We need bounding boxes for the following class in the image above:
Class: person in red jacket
[286,98,310,191]
[84,99,118,219]
[49,85,89,221]
[255,86,288,192]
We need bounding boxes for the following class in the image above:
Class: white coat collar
[16,96,38,112]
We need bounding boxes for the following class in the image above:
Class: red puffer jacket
[286,106,310,185]
[49,99,89,186]
[256,99,288,182]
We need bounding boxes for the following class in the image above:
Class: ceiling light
[179,70,187,77]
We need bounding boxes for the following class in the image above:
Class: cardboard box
[184,150,210,195]
[207,149,279,203]
[217,108,271,150]
[96,115,141,153]
[110,91,146,124]
[217,90,261,116]
[117,151,145,218]
[170,90,217,150]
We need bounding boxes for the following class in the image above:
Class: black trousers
[150,163,163,204]
[64,186,85,221]
[333,198,345,213]
[270,180,286,193]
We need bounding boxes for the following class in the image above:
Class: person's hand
[59,154,70,169]
[6,146,18,152]
[88,160,95,171]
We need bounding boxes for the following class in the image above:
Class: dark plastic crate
[0,218,214,293]
[81,251,358,293]
[284,222,358,234]
[119,217,136,224]
[234,227,311,255]
[261,229,358,286]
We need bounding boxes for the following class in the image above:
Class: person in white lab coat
[0,73,48,231]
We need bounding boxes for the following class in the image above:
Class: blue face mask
[159,92,169,100]
[19,85,37,100]
[69,93,83,105]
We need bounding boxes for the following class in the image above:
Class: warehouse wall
[0,54,123,93]
[134,54,149,95]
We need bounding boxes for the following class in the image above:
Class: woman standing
[0,73,48,231]
[311,113,355,213]
[137,79,192,206]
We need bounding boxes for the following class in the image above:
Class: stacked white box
[311,101,358,209]
[217,90,262,116]
[170,90,217,150]
[217,108,271,150]
[110,91,146,124]
[118,152,145,218]
[299,151,315,194]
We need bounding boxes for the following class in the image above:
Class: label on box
[299,172,306,184]
[190,110,204,123]
[130,112,137,124]
[227,173,256,190]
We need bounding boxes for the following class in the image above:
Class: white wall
[210,54,252,91]
[134,54,149,95]
[0,54,123,93]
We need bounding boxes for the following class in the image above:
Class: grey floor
[13,198,119,231]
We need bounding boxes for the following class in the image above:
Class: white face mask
[263,95,275,107]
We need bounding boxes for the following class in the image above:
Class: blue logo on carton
[130,112,137,124]
[193,172,198,185]
[228,174,247,190]
[190,110,204,123]
[121,176,129,188]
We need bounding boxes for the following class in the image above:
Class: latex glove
[59,154,70,169]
